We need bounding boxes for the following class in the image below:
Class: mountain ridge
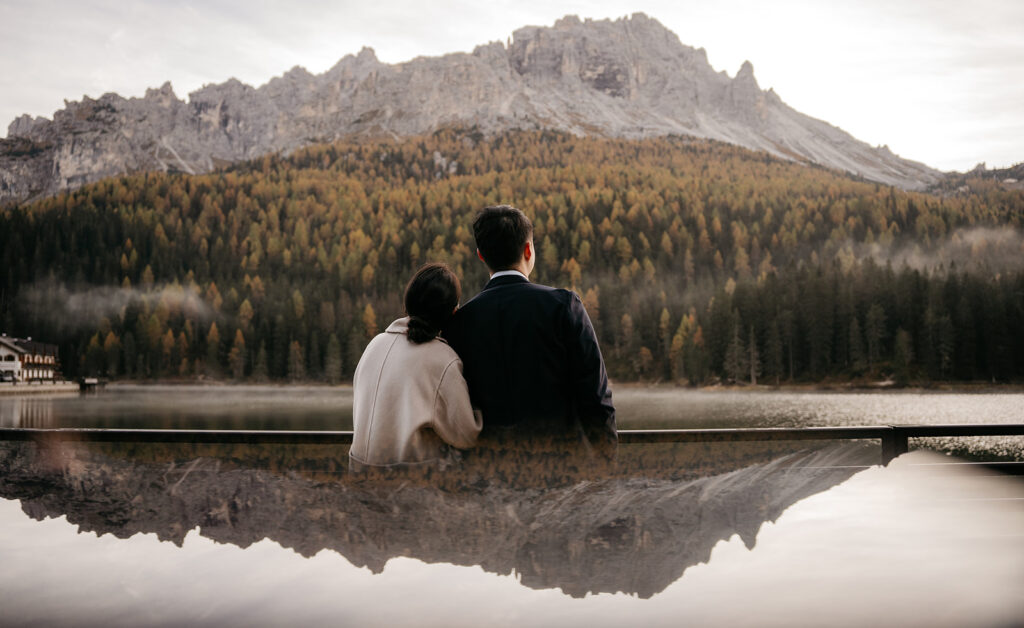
[0,12,942,203]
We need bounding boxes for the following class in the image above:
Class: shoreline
[0,382,79,396]
[613,381,1024,394]
[88,379,1024,394]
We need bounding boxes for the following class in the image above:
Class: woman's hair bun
[407,315,438,343]
[404,263,461,344]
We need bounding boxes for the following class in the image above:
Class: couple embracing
[349,205,617,472]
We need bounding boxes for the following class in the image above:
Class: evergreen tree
[764,319,783,385]
[83,333,103,376]
[102,331,122,377]
[308,330,322,379]
[325,333,343,384]
[205,322,221,377]
[288,340,306,381]
[848,317,867,374]
[723,322,748,383]
[894,328,914,386]
[748,326,761,385]
[228,329,246,379]
[865,304,886,371]
[252,341,269,381]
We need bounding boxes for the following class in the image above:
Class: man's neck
[488,260,531,280]
[489,269,529,281]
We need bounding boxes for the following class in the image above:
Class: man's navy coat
[443,274,616,451]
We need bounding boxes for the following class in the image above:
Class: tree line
[1,128,1021,384]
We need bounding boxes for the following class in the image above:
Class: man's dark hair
[404,263,461,344]
[473,205,534,271]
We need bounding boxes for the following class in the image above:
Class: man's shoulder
[498,280,576,299]
[460,279,564,302]
[517,281,575,300]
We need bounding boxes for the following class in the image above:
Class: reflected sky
[1,450,1021,627]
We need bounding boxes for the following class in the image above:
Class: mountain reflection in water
[0,439,877,599]
[2,440,1023,627]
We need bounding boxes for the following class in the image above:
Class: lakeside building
[0,334,61,382]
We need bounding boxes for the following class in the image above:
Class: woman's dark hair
[473,205,533,270]
[404,263,461,344]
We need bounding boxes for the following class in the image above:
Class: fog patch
[20,282,216,332]
[841,227,1024,274]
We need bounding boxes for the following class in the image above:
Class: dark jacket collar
[482,273,530,290]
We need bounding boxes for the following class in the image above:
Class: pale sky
[1,0,1021,172]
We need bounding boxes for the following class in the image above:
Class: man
[444,205,616,455]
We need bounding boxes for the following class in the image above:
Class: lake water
[3,384,1023,459]
[1,386,1023,626]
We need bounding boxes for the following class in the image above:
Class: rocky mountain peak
[7,114,46,138]
[735,60,756,82]
[0,13,942,204]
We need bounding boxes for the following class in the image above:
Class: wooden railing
[2,424,1023,469]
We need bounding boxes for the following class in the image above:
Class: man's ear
[523,241,532,261]
[477,248,485,263]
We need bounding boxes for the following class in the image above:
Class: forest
[1,128,1022,385]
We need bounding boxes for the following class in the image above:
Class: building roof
[0,335,57,356]
[0,336,26,354]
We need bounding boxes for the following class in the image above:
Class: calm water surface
[3,384,1023,429]
[3,385,1022,458]
[1,385,1023,626]
[0,444,1021,627]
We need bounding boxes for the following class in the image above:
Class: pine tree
[102,331,122,377]
[865,304,886,370]
[252,341,269,381]
[288,340,306,381]
[308,330,322,379]
[362,303,378,339]
[764,319,783,385]
[205,322,221,377]
[83,333,104,376]
[325,333,343,384]
[849,317,867,374]
[894,328,914,386]
[748,326,761,385]
[658,308,672,378]
[228,329,246,379]
[723,322,748,383]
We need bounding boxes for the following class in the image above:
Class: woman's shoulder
[423,335,462,364]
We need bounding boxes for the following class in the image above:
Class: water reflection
[0,439,875,598]
[2,444,1022,627]
[0,396,57,427]
[0,385,355,430]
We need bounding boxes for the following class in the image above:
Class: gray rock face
[0,13,941,204]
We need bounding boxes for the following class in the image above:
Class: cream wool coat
[350,317,481,468]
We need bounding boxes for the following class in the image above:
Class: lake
[3,384,1023,459]
[1,386,1022,626]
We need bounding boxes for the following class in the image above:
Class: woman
[349,263,481,470]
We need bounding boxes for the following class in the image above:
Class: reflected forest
[2,129,1023,383]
